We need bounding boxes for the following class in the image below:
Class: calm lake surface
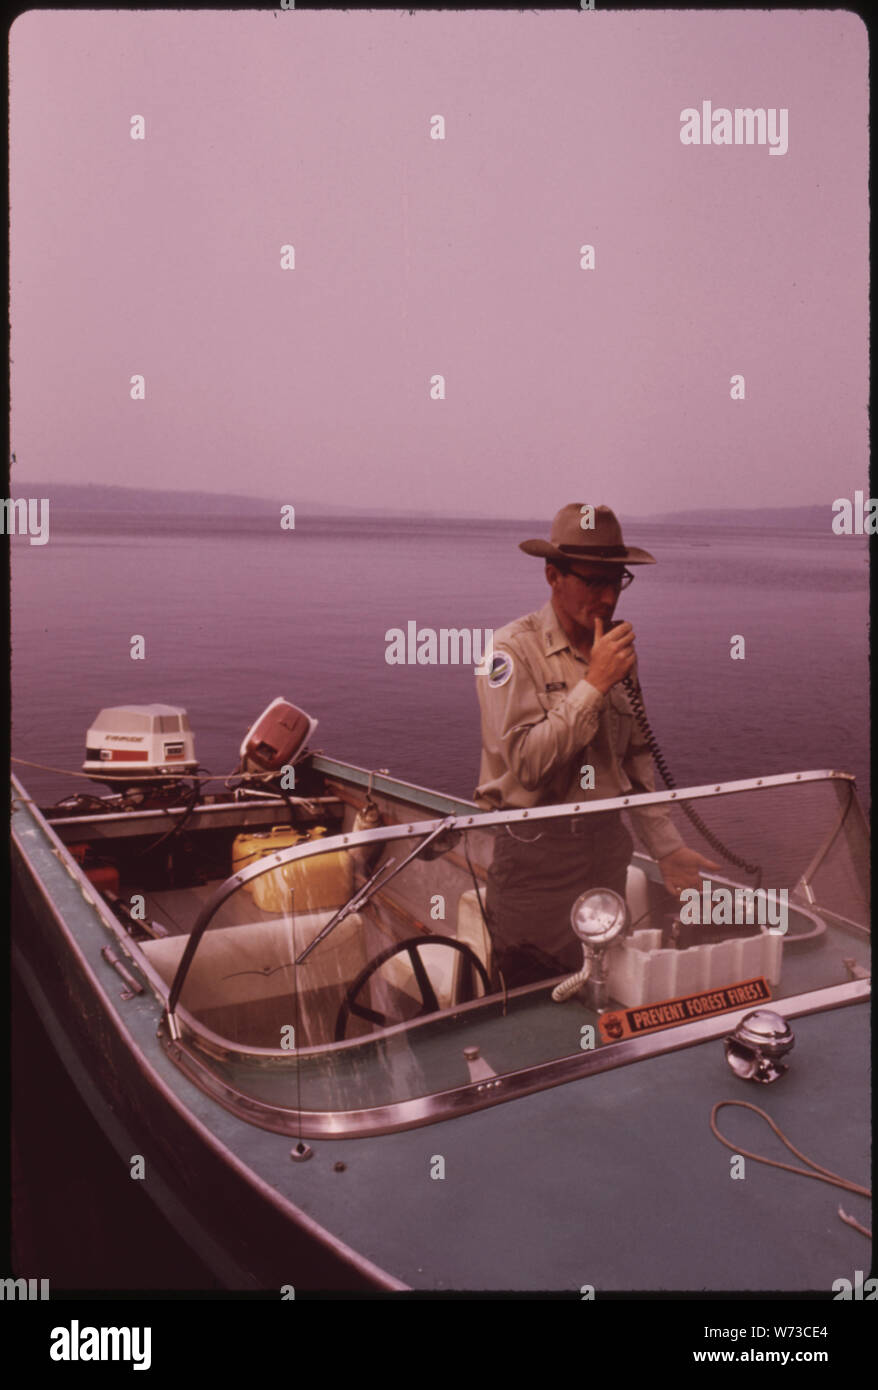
[10,513,871,807]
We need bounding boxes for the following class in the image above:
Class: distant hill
[9,482,420,519]
[634,506,831,529]
[9,483,835,529]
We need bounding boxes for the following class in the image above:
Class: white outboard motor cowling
[83,704,197,784]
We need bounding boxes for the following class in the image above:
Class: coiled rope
[709,1099,871,1237]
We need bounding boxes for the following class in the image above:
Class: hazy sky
[10,9,868,517]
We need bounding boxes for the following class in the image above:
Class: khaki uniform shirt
[474,599,684,862]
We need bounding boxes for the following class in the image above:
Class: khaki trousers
[485,811,634,987]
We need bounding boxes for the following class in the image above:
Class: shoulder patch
[487,651,514,688]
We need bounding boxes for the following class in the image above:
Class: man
[474,502,717,987]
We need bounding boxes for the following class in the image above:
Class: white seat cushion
[141,909,366,1011]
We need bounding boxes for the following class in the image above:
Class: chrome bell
[724,1009,795,1083]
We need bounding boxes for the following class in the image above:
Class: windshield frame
[160,979,869,1139]
[165,767,864,1021]
[148,767,869,1137]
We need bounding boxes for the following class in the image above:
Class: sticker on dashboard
[599,977,771,1043]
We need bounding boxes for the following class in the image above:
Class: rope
[709,1100,871,1234]
[12,757,119,781]
[838,1208,872,1239]
[11,755,236,784]
[11,756,322,803]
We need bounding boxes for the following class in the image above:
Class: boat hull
[11,853,404,1292]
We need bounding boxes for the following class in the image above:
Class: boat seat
[625,863,650,932]
[140,909,368,1046]
[139,865,654,1035]
[452,886,492,998]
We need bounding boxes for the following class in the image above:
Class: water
[10,514,871,807]
[8,511,871,1288]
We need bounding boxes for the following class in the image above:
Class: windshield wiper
[295,817,456,965]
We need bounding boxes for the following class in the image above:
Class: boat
[10,698,871,1293]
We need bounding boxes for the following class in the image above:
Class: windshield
[151,772,869,1130]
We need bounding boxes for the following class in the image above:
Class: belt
[503,811,621,842]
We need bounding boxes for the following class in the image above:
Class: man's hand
[658,846,721,896]
[586,616,637,694]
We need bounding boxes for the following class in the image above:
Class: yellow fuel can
[232,825,353,914]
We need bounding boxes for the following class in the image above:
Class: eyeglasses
[564,567,635,592]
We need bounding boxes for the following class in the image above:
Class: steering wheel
[334,935,491,1042]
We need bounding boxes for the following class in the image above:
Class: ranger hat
[519,503,656,566]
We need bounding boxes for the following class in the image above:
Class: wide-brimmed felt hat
[519,503,656,566]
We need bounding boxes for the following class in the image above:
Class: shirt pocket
[608,686,634,757]
[536,687,568,716]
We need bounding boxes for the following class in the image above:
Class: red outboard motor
[239,698,318,774]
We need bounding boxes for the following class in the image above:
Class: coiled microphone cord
[622,675,762,884]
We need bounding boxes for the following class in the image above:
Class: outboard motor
[239,698,318,775]
[82,705,198,787]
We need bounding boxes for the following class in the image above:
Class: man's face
[548,562,625,634]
